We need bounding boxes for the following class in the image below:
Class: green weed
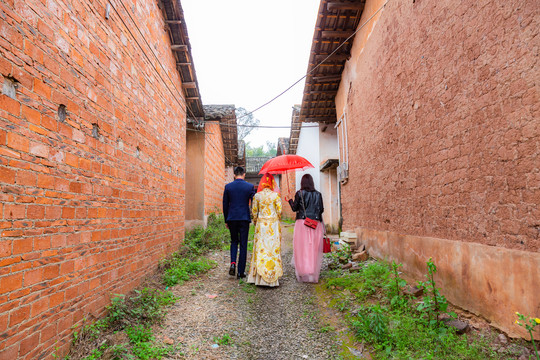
[68,213,225,359]
[162,257,216,287]
[107,288,176,328]
[515,312,540,360]
[319,325,336,333]
[125,325,173,360]
[324,258,499,359]
[239,280,256,293]
[213,333,232,346]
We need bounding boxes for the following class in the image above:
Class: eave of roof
[159,0,204,119]
[203,105,239,166]
[289,105,301,155]
[299,0,366,124]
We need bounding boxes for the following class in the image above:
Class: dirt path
[158,223,342,360]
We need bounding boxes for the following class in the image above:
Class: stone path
[158,223,342,360]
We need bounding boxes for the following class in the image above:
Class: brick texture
[339,0,539,252]
[224,166,234,184]
[0,0,189,358]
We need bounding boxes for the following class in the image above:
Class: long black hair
[300,174,316,192]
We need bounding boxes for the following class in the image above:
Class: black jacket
[288,190,324,221]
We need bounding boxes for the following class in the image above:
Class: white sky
[181,0,320,149]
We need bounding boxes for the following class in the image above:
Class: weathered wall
[336,0,539,338]
[0,0,189,358]
[204,122,225,215]
[320,169,339,233]
[279,171,296,221]
[185,130,205,220]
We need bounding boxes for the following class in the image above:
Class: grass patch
[247,224,255,253]
[66,214,228,360]
[322,258,500,359]
[162,256,215,287]
[282,216,295,224]
[213,333,232,346]
[239,279,256,294]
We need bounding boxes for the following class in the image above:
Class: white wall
[295,122,340,232]
[295,122,320,190]
[319,125,339,161]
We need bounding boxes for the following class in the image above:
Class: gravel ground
[157,224,342,360]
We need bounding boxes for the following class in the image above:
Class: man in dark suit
[223,166,255,278]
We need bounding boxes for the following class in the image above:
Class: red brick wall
[0,0,188,358]
[224,166,234,184]
[339,0,539,252]
[204,122,225,215]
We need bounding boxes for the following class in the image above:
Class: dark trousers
[228,221,250,276]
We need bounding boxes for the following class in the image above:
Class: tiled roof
[277,137,290,156]
[246,157,272,174]
[203,105,238,166]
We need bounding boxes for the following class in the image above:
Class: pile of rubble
[330,231,370,271]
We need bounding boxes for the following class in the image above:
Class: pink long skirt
[292,219,324,283]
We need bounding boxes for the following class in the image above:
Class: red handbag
[323,236,331,253]
[300,190,319,229]
[304,217,318,229]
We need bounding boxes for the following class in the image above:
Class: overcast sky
[181,0,320,149]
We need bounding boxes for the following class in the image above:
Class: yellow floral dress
[247,188,283,286]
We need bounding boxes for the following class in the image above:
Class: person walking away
[288,174,324,283]
[247,173,283,287]
[223,166,255,279]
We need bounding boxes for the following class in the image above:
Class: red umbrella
[258,155,314,175]
[259,155,314,198]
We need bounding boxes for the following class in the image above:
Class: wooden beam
[321,30,355,38]
[302,107,336,112]
[302,117,336,122]
[303,101,335,105]
[182,82,197,89]
[313,53,349,62]
[311,75,342,82]
[171,45,188,51]
[307,90,338,95]
[327,2,365,11]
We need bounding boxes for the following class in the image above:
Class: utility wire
[195,1,390,164]
[218,123,319,129]
[226,0,389,123]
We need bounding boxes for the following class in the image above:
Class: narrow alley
[0,0,538,359]
[157,224,342,360]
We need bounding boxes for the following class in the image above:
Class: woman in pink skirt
[288,174,324,283]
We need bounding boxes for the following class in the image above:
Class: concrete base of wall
[353,227,540,339]
[185,220,205,231]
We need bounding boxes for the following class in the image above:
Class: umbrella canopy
[258,154,314,174]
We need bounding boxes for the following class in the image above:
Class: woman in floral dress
[247,173,283,287]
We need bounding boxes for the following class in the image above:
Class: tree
[235,107,260,141]
[265,141,276,157]
[246,141,276,157]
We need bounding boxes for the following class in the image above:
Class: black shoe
[229,263,236,276]
[237,273,246,279]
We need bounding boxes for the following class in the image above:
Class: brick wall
[339,0,539,252]
[335,0,539,338]
[204,122,225,215]
[224,166,234,184]
[0,0,189,358]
